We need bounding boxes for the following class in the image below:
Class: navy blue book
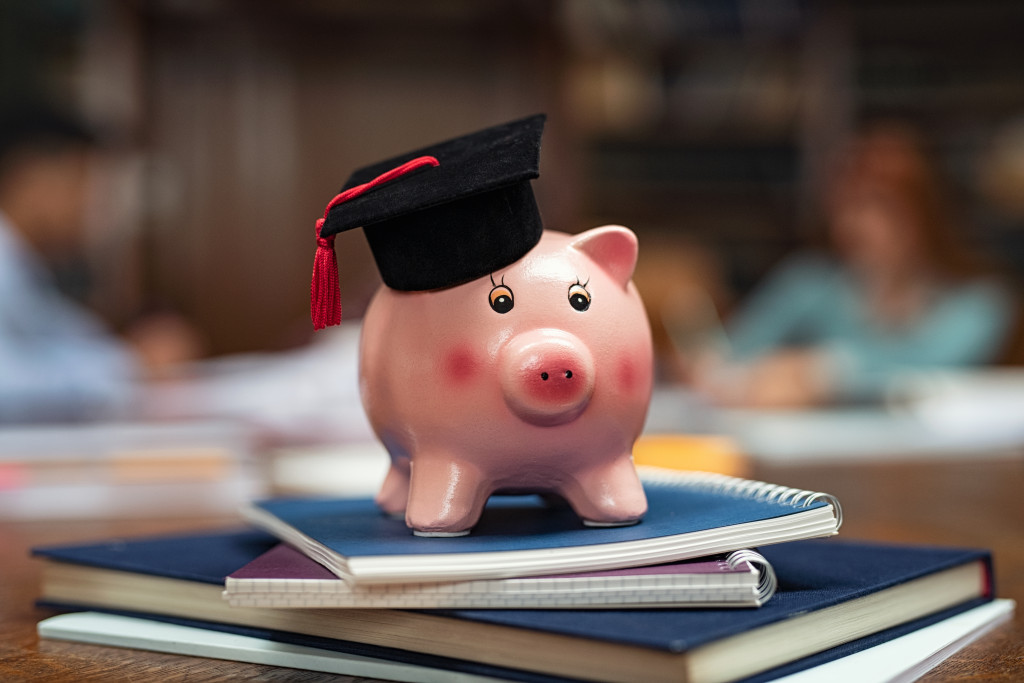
[34,532,992,683]
[241,468,843,584]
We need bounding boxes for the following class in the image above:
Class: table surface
[2,456,1022,682]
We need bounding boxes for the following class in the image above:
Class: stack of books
[33,466,1012,682]
[0,419,262,519]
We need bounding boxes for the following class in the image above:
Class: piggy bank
[360,225,654,536]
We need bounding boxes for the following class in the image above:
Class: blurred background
[4,0,1023,357]
[2,0,1024,510]
[5,9,1024,670]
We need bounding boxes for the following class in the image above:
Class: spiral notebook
[241,467,842,584]
[224,545,777,609]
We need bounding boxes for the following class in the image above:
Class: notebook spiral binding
[637,466,844,530]
[725,549,778,603]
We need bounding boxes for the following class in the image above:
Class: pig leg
[561,456,647,527]
[374,456,411,519]
[405,457,490,537]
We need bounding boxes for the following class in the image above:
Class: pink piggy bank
[360,225,654,536]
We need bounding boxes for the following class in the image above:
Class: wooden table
[2,457,1022,681]
[752,457,1024,682]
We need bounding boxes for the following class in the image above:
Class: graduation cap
[311,114,546,329]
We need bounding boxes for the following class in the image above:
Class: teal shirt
[726,254,1015,400]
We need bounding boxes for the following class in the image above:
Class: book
[771,599,1015,683]
[0,419,263,519]
[224,545,778,609]
[33,531,993,683]
[37,600,1015,683]
[241,467,843,584]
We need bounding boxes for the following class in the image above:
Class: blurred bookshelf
[5,0,1024,354]
[562,0,1024,298]
[852,1,1024,279]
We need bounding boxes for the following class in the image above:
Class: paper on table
[773,599,1015,683]
[37,611,506,683]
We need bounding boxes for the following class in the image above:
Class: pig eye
[489,284,514,314]
[568,283,591,311]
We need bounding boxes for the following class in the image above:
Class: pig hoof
[412,529,472,538]
[382,510,406,521]
[582,518,641,528]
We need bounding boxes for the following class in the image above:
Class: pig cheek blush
[310,115,652,535]
[617,355,638,394]
[442,345,480,387]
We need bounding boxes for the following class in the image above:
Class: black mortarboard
[310,114,546,329]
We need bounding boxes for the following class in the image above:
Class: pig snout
[498,329,595,427]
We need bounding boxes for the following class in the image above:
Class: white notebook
[224,545,777,609]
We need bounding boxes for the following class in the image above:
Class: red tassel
[311,218,341,330]
[310,155,439,330]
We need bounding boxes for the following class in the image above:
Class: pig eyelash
[574,276,590,287]
[488,275,514,314]
[489,273,507,287]
[568,278,593,312]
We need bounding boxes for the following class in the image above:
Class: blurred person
[694,123,1016,408]
[0,105,199,422]
[633,234,731,383]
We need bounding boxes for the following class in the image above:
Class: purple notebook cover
[229,544,742,583]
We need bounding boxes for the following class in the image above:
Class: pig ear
[570,225,638,288]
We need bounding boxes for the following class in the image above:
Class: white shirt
[0,211,138,422]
